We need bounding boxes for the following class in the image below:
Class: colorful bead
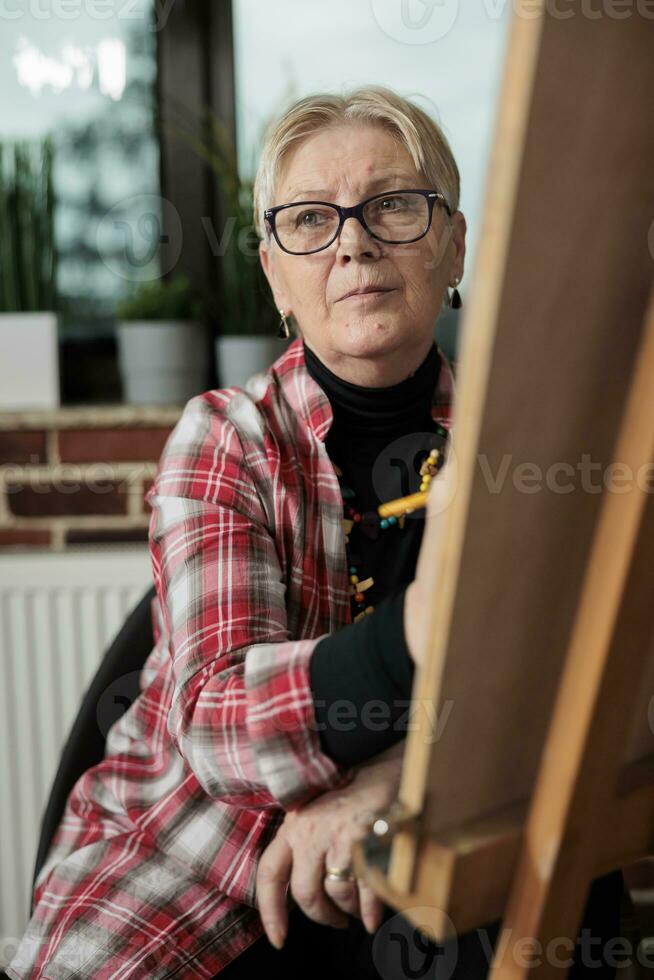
[335,453,418,619]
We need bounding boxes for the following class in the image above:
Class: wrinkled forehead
[275,123,423,205]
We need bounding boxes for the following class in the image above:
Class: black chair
[29,584,157,914]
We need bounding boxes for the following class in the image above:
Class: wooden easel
[352,4,654,977]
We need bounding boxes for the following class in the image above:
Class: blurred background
[0,0,511,964]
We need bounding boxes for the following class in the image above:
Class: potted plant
[115,274,209,405]
[0,137,60,410]
[165,104,290,389]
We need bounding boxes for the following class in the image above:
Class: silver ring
[324,865,355,883]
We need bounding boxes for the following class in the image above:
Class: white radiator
[0,546,153,968]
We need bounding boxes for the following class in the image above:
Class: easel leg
[489,287,654,980]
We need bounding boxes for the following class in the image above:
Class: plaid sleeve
[146,393,355,811]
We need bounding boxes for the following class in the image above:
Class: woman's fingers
[290,857,350,930]
[255,832,293,949]
[322,874,384,935]
[323,847,361,919]
[358,880,385,934]
[256,779,397,944]
[321,847,383,934]
[323,876,361,919]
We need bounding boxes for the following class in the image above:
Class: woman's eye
[379,196,403,211]
[297,210,324,227]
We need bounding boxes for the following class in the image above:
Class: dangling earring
[278,309,291,339]
[450,276,462,309]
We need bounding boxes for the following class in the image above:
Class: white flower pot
[215,334,291,389]
[0,311,60,410]
[117,320,209,405]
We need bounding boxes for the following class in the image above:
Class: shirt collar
[274,336,455,443]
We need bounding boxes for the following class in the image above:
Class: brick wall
[0,406,182,550]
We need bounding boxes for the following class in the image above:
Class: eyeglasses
[263,188,452,256]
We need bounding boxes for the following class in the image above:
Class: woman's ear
[450,210,467,282]
[259,239,291,316]
[258,238,275,297]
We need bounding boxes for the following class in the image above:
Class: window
[1,0,160,401]
[232,0,510,282]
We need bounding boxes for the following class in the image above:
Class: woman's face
[259,122,466,385]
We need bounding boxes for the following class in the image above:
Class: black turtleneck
[305,338,444,768]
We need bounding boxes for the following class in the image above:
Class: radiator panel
[0,547,152,966]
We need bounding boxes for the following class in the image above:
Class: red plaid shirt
[8,336,454,979]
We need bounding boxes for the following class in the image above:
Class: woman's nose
[335,216,380,260]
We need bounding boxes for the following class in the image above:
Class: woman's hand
[255,740,405,949]
[404,431,458,666]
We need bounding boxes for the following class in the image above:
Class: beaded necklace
[332,424,448,623]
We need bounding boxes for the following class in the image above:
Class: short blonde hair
[253,84,460,241]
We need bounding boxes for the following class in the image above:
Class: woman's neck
[301,337,434,387]
[303,338,441,443]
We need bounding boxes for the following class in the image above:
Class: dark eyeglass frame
[263,188,452,255]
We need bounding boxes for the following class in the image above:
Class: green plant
[159,99,280,338]
[116,274,204,321]
[0,137,57,313]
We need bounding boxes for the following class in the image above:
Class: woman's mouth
[340,288,396,302]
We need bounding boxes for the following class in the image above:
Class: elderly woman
[8,85,623,980]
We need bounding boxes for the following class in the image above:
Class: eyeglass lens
[274,192,431,253]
